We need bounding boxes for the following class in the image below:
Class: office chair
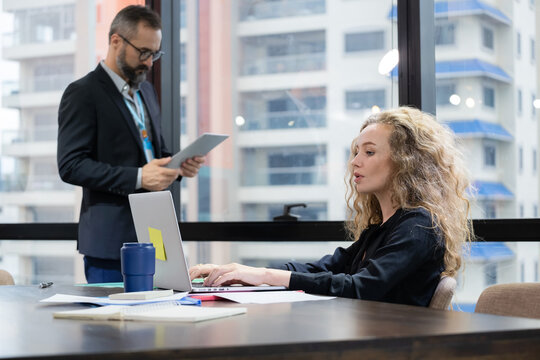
[0,269,14,285]
[428,275,456,310]
[475,283,540,319]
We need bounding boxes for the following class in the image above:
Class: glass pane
[180,0,398,221]
[0,0,145,224]
[433,0,540,312]
[0,239,78,285]
[0,0,144,283]
[435,0,538,220]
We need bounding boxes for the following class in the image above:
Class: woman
[189,107,473,306]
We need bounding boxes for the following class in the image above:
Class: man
[57,5,204,283]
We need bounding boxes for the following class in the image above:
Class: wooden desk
[2,285,540,359]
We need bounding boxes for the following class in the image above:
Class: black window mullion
[148,0,182,216]
[397,0,436,114]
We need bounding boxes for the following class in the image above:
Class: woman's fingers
[188,263,216,280]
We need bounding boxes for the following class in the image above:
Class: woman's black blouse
[279,208,445,307]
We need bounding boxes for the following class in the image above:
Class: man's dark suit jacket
[57,63,172,260]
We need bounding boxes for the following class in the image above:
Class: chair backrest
[0,269,14,285]
[429,275,456,310]
[475,283,540,319]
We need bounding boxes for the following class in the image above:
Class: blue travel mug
[120,242,155,292]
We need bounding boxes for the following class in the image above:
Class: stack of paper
[53,301,246,323]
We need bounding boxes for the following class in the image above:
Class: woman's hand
[189,263,218,280]
[189,263,291,288]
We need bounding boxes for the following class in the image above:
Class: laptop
[128,191,287,293]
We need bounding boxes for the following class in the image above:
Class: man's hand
[141,157,181,191]
[179,156,205,178]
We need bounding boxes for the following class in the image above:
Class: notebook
[128,191,287,293]
[53,300,246,323]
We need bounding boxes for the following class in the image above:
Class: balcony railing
[1,81,19,96]
[0,174,72,192]
[241,52,325,76]
[2,125,58,144]
[243,166,326,186]
[239,0,326,21]
[2,30,76,47]
[241,110,326,130]
[1,74,72,95]
[34,73,73,92]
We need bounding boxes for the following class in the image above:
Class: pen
[39,281,53,288]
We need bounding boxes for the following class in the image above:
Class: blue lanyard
[124,92,155,162]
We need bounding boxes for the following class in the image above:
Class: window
[239,88,326,130]
[435,22,455,45]
[241,31,326,75]
[345,89,385,110]
[436,83,455,106]
[33,57,74,92]
[482,26,494,50]
[534,148,538,173]
[485,263,497,286]
[180,98,187,135]
[238,0,326,21]
[345,31,384,52]
[531,38,536,62]
[241,146,327,187]
[482,201,496,218]
[180,43,186,81]
[517,31,522,56]
[483,142,496,167]
[518,89,523,114]
[242,202,327,221]
[519,146,524,172]
[483,86,495,108]
[33,113,57,141]
[520,204,525,217]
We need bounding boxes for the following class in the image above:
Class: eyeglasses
[117,34,164,62]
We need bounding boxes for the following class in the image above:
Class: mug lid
[122,242,154,248]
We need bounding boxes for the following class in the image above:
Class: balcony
[34,73,73,93]
[2,74,72,108]
[2,35,76,60]
[0,174,72,193]
[242,166,326,186]
[239,0,326,21]
[241,110,326,130]
[2,125,57,144]
[242,52,325,76]
[1,80,18,97]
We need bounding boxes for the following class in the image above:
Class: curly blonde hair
[345,107,473,277]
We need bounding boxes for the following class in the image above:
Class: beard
[117,46,149,87]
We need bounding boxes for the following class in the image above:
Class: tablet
[166,133,229,169]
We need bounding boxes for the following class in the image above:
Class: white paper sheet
[206,291,335,304]
[40,292,189,306]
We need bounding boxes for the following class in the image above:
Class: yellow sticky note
[148,227,167,261]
